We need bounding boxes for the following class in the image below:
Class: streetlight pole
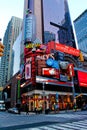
[72,77,75,103]
[16,74,21,105]
[69,64,75,104]
[42,82,45,114]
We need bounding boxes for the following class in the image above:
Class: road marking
[23,120,87,130]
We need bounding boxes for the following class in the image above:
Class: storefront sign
[36,53,54,60]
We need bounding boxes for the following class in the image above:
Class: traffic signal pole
[0,40,4,57]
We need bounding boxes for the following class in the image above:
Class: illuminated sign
[46,58,59,69]
[78,71,87,87]
[25,64,31,79]
[59,61,69,69]
[36,53,54,60]
[68,64,74,77]
[25,43,41,48]
[24,13,36,43]
[59,74,68,82]
[47,41,80,57]
[55,43,80,56]
[42,68,57,76]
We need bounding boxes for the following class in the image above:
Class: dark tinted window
[42,0,76,48]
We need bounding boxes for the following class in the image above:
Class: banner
[55,43,80,56]
[25,64,31,79]
[42,68,57,76]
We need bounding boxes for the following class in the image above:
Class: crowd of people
[15,100,87,115]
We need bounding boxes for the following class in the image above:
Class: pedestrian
[66,102,69,112]
[25,103,29,115]
[35,107,37,114]
[54,103,59,113]
[73,103,77,112]
[16,103,21,114]
[18,106,21,114]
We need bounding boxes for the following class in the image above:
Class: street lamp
[72,77,75,102]
[42,82,45,113]
[42,82,48,114]
[69,64,75,104]
[16,74,21,105]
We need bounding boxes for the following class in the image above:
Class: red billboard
[47,41,80,57]
[55,43,80,56]
[78,71,87,87]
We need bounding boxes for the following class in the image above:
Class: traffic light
[79,52,84,62]
[0,42,4,56]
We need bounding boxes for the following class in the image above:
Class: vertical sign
[24,11,36,43]
[68,64,74,77]
[25,64,31,79]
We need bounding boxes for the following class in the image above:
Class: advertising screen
[78,70,87,87]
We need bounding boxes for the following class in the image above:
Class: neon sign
[25,43,41,48]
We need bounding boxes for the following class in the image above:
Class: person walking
[25,103,29,115]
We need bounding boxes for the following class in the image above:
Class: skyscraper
[0,16,22,86]
[74,10,87,53]
[23,0,77,48]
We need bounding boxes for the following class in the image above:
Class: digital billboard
[78,70,87,87]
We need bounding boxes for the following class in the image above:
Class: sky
[0,0,24,41]
[68,0,87,21]
[0,0,87,41]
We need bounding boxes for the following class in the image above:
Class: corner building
[21,0,79,111]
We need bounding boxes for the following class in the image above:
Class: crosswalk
[21,120,87,130]
[46,113,87,120]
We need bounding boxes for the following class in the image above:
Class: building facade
[74,10,87,53]
[19,0,80,112]
[74,10,87,70]
[0,16,22,87]
[3,0,87,111]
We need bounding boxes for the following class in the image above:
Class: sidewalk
[21,109,81,115]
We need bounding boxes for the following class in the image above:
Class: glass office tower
[23,0,77,48]
[74,10,87,53]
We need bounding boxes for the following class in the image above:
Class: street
[0,110,87,129]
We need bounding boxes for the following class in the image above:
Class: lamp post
[42,82,45,114]
[72,77,75,103]
[69,64,75,104]
[16,74,21,105]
